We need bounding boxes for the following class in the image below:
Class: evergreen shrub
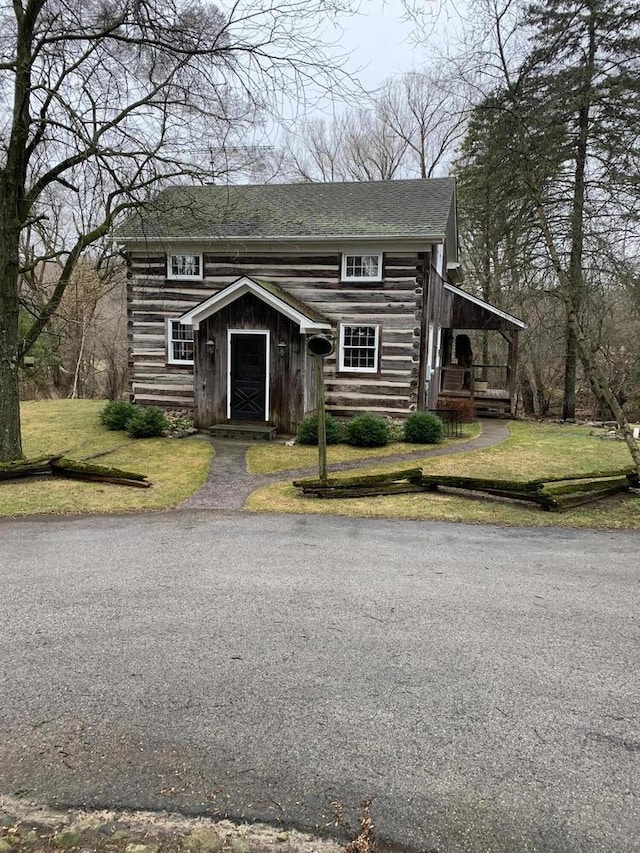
[403,412,444,444]
[345,413,390,447]
[296,413,343,445]
[100,400,138,431]
[126,406,169,438]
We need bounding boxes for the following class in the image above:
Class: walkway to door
[181,419,510,511]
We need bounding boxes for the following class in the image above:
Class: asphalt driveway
[0,511,638,852]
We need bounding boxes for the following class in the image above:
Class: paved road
[1,511,638,852]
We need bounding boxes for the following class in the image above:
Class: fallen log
[0,455,62,480]
[415,473,538,493]
[529,468,638,486]
[294,468,422,489]
[306,482,428,499]
[443,486,553,506]
[538,475,630,498]
[50,457,151,488]
[541,484,627,511]
[295,465,635,511]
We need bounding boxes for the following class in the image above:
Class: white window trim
[167,253,203,281]
[338,323,380,373]
[341,251,383,283]
[166,318,194,365]
[227,329,270,421]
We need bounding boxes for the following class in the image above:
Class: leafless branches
[283,66,466,182]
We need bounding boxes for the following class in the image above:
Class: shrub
[404,412,444,444]
[296,413,343,445]
[100,400,138,431]
[441,398,476,423]
[345,413,390,447]
[385,417,405,442]
[126,406,169,438]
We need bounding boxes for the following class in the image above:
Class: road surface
[1,511,638,851]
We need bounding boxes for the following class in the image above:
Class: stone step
[209,423,278,441]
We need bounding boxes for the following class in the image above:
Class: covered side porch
[434,283,525,416]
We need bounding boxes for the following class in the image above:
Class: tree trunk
[562,323,577,419]
[0,181,24,462]
[520,371,536,417]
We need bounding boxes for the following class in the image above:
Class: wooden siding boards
[128,250,427,426]
[192,293,304,433]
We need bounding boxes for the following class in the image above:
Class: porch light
[277,341,288,358]
[205,339,216,357]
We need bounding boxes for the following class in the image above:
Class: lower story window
[339,324,380,372]
[167,319,194,364]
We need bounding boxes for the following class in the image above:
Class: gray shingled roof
[119,178,456,241]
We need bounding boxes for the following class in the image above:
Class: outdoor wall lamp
[277,341,287,358]
[205,339,216,358]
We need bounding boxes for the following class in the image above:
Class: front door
[229,332,268,421]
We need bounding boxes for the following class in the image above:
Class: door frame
[227,329,270,421]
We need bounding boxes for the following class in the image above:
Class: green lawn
[246,422,482,474]
[0,400,213,517]
[246,421,640,528]
[5,405,639,528]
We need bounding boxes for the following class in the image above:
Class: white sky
[331,0,418,90]
[329,0,468,90]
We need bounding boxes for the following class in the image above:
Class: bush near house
[440,398,476,423]
[404,412,444,444]
[100,400,138,431]
[345,413,390,447]
[99,400,169,438]
[126,406,168,438]
[296,413,343,445]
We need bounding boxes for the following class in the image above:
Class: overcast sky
[330,0,468,90]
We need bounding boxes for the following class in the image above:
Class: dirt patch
[0,795,344,853]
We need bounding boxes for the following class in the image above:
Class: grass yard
[246,421,482,474]
[0,400,213,517]
[246,421,640,529]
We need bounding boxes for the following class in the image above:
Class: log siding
[128,250,428,427]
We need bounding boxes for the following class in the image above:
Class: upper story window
[167,319,194,365]
[339,324,380,373]
[341,252,383,282]
[167,253,202,280]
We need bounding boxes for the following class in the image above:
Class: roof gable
[120,178,457,243]
[179,276,332,333]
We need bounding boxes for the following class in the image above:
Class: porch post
[505,331,519,416]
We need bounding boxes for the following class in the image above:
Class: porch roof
[443,282,526,331]
[179,276,332,333]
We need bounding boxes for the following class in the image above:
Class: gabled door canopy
[179,276,332,334]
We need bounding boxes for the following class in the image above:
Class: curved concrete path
[181,419,511,511]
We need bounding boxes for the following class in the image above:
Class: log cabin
[119,179,525,435]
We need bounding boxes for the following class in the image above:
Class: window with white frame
[167,253,202,280]
[167,319,194,364]
[339,324,380,372]
[341,252,382,282]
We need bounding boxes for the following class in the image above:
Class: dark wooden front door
[230,333,267,420]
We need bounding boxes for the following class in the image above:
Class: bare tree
[0,0,353,461]
[377,70,466,178]
[285,117,349,182]
[284,67,465,183]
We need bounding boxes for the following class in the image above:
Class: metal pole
[315,355,327,486]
